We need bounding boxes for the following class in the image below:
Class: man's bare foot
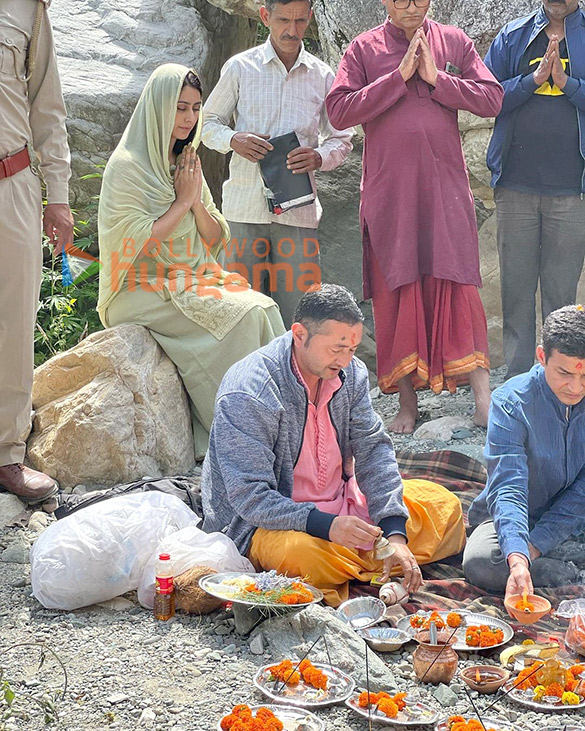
[473,405,489,428]
[389,404,419,433]
[389,376,419,433]
[469,366,491,428]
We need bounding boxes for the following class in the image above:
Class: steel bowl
[358,627,410,652]
[336,596,386,630]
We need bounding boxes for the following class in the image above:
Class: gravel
[2,367,582,730]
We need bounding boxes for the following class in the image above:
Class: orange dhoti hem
[370,252,489,394]
[248,479,466,607]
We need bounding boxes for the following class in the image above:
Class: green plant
[35,171,104,366]
[0,643,67,726]
[34,252,102,366]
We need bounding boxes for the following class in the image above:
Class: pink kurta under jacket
[290,354,374,547]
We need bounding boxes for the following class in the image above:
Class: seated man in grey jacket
[202,285,466,606]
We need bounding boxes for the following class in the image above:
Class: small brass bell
[373,534,395,560]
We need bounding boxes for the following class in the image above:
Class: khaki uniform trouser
[0,167,42,466]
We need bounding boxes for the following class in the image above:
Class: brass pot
[412,630,458,685]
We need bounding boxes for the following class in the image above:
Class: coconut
[174,565,223,615]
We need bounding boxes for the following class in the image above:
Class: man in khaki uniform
[0,0,73,502]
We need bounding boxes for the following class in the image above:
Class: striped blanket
[351,450,582,646]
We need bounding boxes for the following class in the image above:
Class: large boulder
[314,0,538,66]
[206,0,261,19]
[51,0,256,210]
[431,0,536,56]
[252,603,399,691]
[28,325,195,489]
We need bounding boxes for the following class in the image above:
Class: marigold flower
[393,691,407,710]
[448,716,466,726]
[515,661,544,690]
[447,612,462,628]
[544,682,565,698]
[222,706,284,731]
[296,659,328,690]
[232,705,253,718]
[562,691,580,705]
[255,708,276,721]
[465,624,503,648]
[377,698,398,718]
[448,719,497,731]
[358,691,373,708]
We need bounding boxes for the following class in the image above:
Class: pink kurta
[326,18,503,296]
[290,355,374,546]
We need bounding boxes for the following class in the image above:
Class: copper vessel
[412,630,458,685]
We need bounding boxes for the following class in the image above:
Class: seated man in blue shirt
[464,306,585,600]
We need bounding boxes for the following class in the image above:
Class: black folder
[259,131,316,215]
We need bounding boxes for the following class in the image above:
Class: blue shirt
[468,365,585,560]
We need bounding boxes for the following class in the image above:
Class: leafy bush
[34,174,103,366]
[34,251,102,366]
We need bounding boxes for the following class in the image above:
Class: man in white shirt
[202,0,353,325]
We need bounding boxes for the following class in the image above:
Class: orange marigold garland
[515,661,544,691]
[220,705,284,731]
[267,660,300,686]
[357,690,406,718]
[447,717,497,731]
[267,659,328,691]
[279,582,314,605]
[544,682,565,698]
[299,659,328,690]
[410,611,447,630]
[464,625,504,648]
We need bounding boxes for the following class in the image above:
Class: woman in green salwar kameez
[97,64,285,456]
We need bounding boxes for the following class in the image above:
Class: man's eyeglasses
[393,0,430,8]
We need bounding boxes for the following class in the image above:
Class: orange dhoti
[248,479,466,606]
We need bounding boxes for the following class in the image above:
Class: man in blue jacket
[485,0,585,379]
[202,285,466,605]
[464,306,585,600]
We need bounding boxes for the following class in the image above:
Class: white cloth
[201,39,353,229]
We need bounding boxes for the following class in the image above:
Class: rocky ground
[1,370,583,731]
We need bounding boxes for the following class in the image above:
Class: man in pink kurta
[326,0,503,433]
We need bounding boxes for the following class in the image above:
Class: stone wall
[51,0,256,210]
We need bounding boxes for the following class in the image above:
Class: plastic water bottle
[153,553,175,621]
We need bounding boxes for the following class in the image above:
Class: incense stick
[275,635,322,695]
[483,663,542,714]
[364,638,373,731]
[419,626,459,682]
[322,632,333,668]
[462,679,487,730]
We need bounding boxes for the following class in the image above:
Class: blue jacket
[468,365,585,560]
[485,6,585,193]
[201,332,408,554]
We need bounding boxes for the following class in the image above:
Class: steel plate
[199,571,323,609]
[346,691,439,726]
[435,715,513,731]
[253,662,354,708]
[396,611,514,652]
[505,681,585,712]
[217,704,324,731]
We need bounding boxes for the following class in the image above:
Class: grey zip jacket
[201,332,409,554]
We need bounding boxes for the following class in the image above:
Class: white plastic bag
[138,525,255,608]
[30,492,200,610]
